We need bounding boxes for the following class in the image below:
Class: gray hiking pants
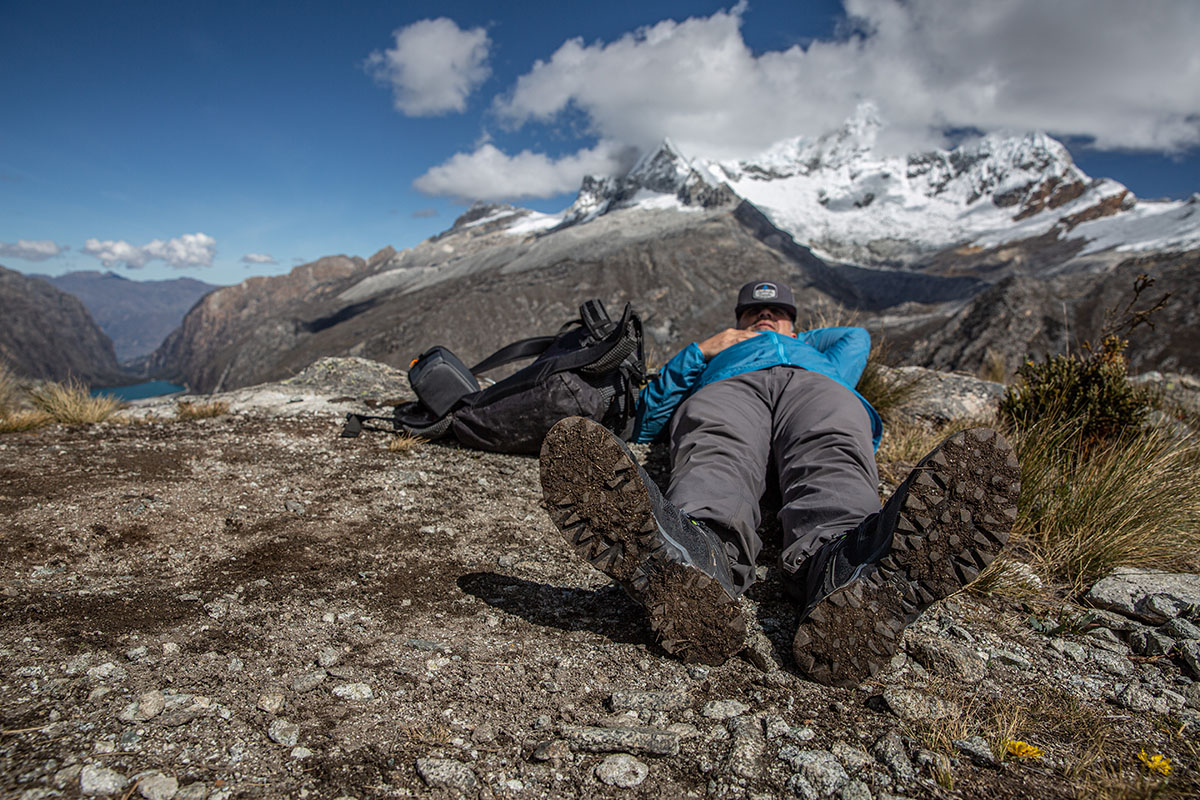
[667,366,880,596]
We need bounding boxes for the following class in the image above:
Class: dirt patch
[1,395,1195,799]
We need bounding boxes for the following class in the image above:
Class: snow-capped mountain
[524,107,1200,273]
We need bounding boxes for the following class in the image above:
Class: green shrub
[999,336,1152,450]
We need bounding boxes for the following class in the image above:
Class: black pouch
[407,346,480,417]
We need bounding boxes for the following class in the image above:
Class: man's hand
[696,328,761,360]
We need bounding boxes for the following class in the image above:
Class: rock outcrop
[0,264,126,384]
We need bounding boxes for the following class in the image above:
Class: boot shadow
[457,572,650,646]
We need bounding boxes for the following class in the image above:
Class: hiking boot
[539,416,746,665]
[792,427,1020,687]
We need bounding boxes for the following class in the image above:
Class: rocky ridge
[1,357,1197,799]
[0,264,126,385]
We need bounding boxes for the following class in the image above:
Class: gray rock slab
[80,765,128,795]
[608,690,689,712]
[787,750,850,796]
[1049,638,1086,662]
[1115,682,1157,713]
[331,682,373,701]
[727,716,766,779]
[1184,682,1200,709]
[873,730,915,782]
[702,699,750,720]
[882,687,960,722]
[886,366,1004,425]
[907,636,986,682]
[175,784,207,800]
[136,772,178,800]
[415,758,477,792]
[1088,649,1135,678]
[954,735,997,765]
[1163,618,1200,640]
[267,718,300,747]
[1178,641,1200,679]
[1129,629,1175,657]
[561,724,680,757]
[291,669,327,692]
[841,779,873,800]
[831,740,874,774]
[595,754,649,788]
[1085,568,1200,623]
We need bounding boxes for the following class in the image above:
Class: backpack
[341,300,645,454]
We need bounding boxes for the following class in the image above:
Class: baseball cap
[734,280,796,320]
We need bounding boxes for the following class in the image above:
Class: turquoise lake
[91,380,186,401]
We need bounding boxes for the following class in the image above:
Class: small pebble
[595,754,650,787]
[332,683,373,701]
[268,718,300,747]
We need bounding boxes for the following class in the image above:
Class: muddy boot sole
[792,427,1020,687]
[539,416,746,665]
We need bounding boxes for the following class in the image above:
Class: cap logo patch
[752,283,777,300]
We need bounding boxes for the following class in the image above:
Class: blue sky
[2,0,1197,286]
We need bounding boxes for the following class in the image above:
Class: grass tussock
[0,409,54,433]
[1012,420,1200,591]
[176,399,230,420]
[27,379,120,425]
[388,432,425,455]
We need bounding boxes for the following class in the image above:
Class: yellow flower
[1006,740,1043,759]
[1138,749,1171,776]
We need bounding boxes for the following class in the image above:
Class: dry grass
[0,360,20,416]
[966,557,1046,602]
[979,350,1009,384]
[388,432,426,455]
[802,297,859,330]
[855,345,925,424]
[27,379,120,425]
[875,414,997,490]
[1011,420,1200,591]
[0,409,53,433]
[176,399,230,420]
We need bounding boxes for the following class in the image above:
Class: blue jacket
[632,327,883,449]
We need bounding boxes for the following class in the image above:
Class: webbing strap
[469,336,556,374]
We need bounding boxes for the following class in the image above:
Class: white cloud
[365,18,491,116]
[83,233,216,269]
[0,239,67,262]
[240,253,276,265]
[414,141,636,201]
[420,1,1200,200]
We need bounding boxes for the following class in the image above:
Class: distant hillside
[39,271,219,361]
[0,265,126,384]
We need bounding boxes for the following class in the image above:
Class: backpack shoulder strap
[469,336,556,374]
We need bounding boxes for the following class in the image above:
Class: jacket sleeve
[801,327,871,388]
[632,343,707,443]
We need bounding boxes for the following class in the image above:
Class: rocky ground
[2,358,1198,799]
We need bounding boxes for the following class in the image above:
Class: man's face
[737,305,795,336]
